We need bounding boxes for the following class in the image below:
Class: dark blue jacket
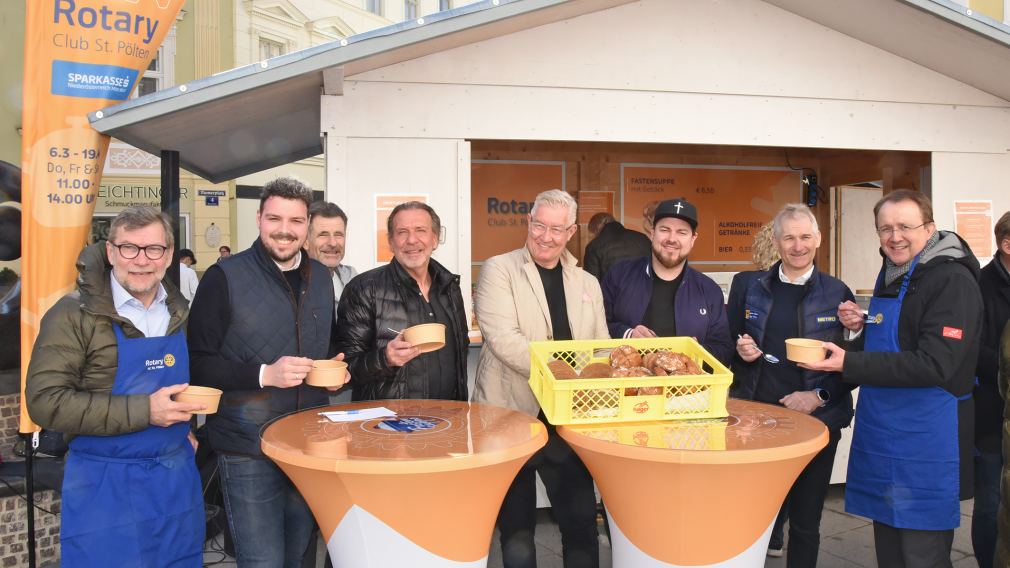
[727,262,854,431]
[601,256,733,365]
[193,239,333,455]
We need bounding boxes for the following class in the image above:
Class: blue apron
[61,324,204,567]
[845,257,962,530]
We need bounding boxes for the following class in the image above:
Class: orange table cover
[559,399,828,567]
[262,400,547,566]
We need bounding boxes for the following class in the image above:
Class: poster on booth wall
[376,195,429,263]
[621,164,801,264]
[954,200,994,258]
[471,161,565,263]
[577,192,614,224]
[20,0,185,433]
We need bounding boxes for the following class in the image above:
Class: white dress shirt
[110,275,170,337]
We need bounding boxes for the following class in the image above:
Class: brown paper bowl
[174,386,222,414]
[785,338,827,363]
[306,360,348,387]
[403,323,446,353]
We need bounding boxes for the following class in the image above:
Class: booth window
[367,0,383,16]
[439,0,453,10]
[405,0,418,19]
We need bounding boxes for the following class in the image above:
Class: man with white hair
[728,203,860,566]
[474,189,608,568]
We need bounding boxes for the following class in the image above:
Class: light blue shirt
[110,274,170,337]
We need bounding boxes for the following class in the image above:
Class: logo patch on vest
[164,354,176,367]
[942,327,963,340]
[816,316,837,323]
[745,309,759,320]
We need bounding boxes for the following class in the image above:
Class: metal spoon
[386,327,404,335]
[738,334,780,364]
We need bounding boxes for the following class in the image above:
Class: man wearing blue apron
[26,206,206,567]
[802,190,981,567]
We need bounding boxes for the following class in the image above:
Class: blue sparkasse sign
[51,60,138,100]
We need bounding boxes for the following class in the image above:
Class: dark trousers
[769,506,788,550]
[973,451,1002,568]
[497,415,599,568]
[873,522,954,568]
[781,428,841,567]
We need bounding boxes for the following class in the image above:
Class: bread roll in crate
[528,337,732,425]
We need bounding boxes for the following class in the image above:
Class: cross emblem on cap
[674,201,684,213]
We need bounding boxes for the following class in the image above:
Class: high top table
[558,399,828,567]
[261,399,547,568]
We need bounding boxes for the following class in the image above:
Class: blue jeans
[219,454,316,568]
[973,451,1002,568]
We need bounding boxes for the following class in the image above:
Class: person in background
[307,201,358,309]
[803,189,981,568]
[26,206,205,566]
[218,245,231,260]
[188,177,347,567]
[995,320,1010,568]
[728,204,858,566]
[642,200,659,233]
[974,211,1010,568]
[336,201,469,402]
[178,248,199,303]
[474,189,608,568]
[602,197,733,365]
[583,212,651,279]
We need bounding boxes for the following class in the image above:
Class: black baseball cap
[179,249,197,264]
[653,198,698,230]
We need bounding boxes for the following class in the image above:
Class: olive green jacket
[996,320,1010,567]
[25,243,188,437]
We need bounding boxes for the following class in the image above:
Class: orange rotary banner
[20,0,184,432]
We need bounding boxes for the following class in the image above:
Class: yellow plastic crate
[528,337,732,425]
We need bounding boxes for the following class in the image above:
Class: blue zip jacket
[601,256,733,366]
[727,262,855,431]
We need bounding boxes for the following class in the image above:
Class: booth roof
[88,0,1010,184]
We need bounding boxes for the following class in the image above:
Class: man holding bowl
[187,177,348,566]
[336,201,469,401]
[803,190,982,567]
[26,206,205,566]
[727,203,859,566]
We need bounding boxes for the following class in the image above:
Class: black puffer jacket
[583,221,651,279]
[336,258,469,401]
[976,254,1010,454]
[844,231,982,500]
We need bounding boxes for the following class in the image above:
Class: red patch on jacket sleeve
[941,327,963,340]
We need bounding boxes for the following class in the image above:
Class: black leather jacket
[336,258,469,401]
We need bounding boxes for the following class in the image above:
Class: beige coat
[473,246,608,416]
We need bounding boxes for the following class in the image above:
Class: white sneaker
[767,547,784,558]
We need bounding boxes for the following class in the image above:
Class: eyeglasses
[110,242,168,260]
[876,223,928,238]
[530,221,574,238]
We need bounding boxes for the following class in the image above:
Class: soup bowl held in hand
[785,338,827,364]
[306,360,349,388]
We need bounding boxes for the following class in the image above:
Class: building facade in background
[0,0,477,277]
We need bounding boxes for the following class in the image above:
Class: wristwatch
[813,388,830,407]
